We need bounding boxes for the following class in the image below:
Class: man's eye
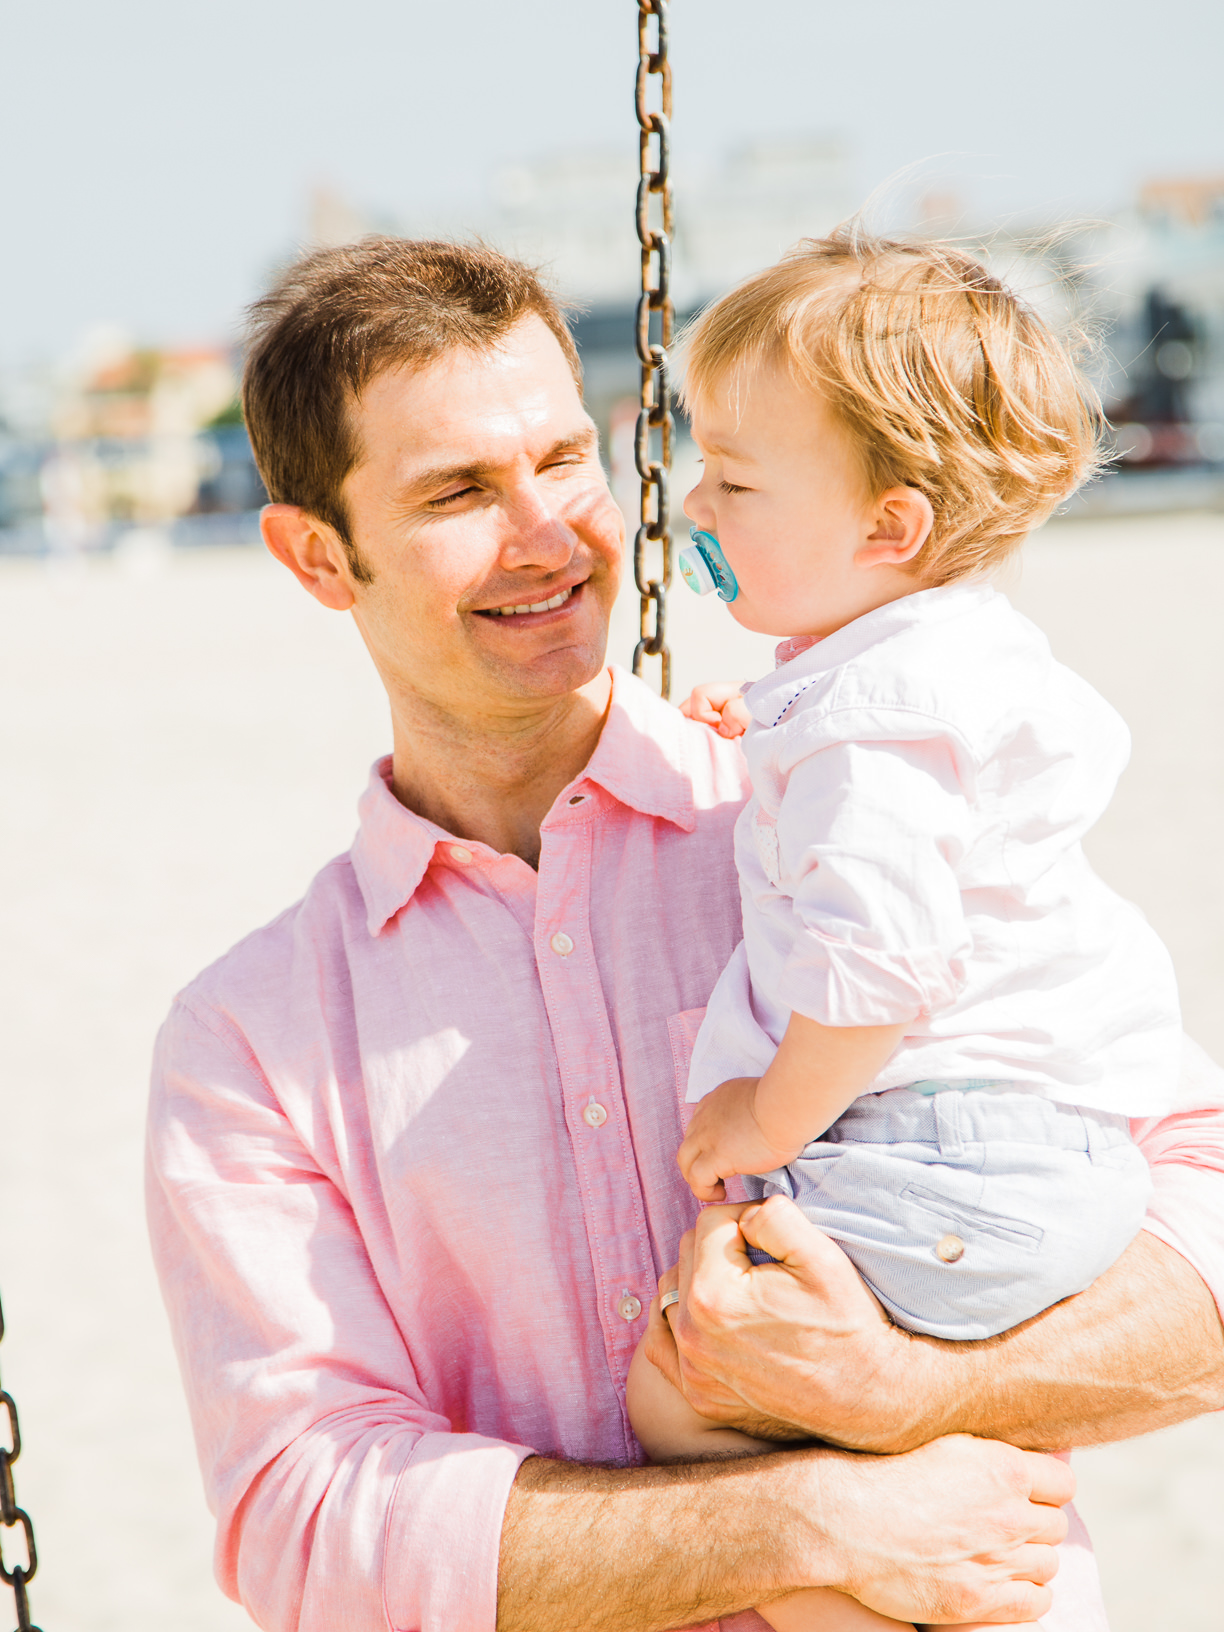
[430,486,479,507]
[719,481,750,495]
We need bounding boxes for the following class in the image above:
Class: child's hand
[677,1077,805,1202]
[680,682,751,739]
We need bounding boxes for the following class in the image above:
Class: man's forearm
[497,1453,797,1632]
[497,1437,1074,1632]
[908,1229,1224,1451]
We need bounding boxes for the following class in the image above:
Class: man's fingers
[1019,1498,1069,1548]
[983,1578,1055,1625]
[683,1203,758,1320]
[738,1194,853,1282]
[1019,1448,1075,1512]
[640,1270,684,1390]
[1005,1541,1062,1588]
[737,1195,819,1264]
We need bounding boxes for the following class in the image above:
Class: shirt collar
[579,663,699,833]
[350,664,697,935]
[742,580,998,726]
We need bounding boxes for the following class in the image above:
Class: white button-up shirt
[689,582,1183,1116]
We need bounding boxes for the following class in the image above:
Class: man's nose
[499,479,579,569]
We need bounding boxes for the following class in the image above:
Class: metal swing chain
[0,1298,42,1632]
[632,0,675,698]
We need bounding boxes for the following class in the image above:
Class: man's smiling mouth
[476,585,578,617]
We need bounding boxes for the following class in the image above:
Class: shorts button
[936,1233,965,1263]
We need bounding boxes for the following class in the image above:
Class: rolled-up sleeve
[773,736,972,1027]
[146,998,533,1632]
[1133,1044,1224,1317]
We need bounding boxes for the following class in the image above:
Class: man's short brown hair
[242,236,582,581]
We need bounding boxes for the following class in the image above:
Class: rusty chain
[632,0,674,697]
[0,1297,42,1632]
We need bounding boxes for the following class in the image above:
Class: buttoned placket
[534,790,657,1456]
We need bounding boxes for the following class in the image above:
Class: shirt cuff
[383,1433,535,1632]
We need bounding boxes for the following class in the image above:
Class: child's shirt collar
[742,580,999,726]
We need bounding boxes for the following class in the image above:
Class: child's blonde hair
[680,224,1105,584]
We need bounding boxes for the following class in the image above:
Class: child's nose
[682,483,707,526]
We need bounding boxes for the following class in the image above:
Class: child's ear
[857,486,934,569]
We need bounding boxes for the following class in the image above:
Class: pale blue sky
[2,0,1222,363]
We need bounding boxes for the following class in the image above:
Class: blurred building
[0,339,266,553]
[6,152,1224,552]
[1084,176,1224,468]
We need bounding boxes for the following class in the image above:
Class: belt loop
[933,1090,964,1158]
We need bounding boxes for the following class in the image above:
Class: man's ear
[857,486,934,570]
[261,504,357,611]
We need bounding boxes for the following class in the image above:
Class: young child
[624,229,1182,1632]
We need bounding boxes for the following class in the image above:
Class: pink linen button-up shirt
[147,665,1224,1632]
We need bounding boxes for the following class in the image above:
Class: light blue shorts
[743,1085,1152,1340]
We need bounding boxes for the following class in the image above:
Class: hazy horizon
[3,0,1222,365]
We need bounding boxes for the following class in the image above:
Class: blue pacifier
[677,527,739,603]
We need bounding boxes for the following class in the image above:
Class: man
[147,237,1224,1632]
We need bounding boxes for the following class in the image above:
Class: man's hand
[678,1077,805,1202]
[646,1195,920,1450]
[645,1194,1224,1455]
[808,1434,1071,1626]
[680,680,752,738]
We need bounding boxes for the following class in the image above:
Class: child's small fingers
[686,1156,727,1203]
[675,1138,704,1187]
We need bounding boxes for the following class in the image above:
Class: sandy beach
[1,509,1221,1631]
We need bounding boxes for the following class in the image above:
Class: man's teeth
[489,588,573,616]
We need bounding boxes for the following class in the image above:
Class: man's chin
[476,634,610,702]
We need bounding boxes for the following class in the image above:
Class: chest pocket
[665,1005,751,1205]
[666,1007,707,1135]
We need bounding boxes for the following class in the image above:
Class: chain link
[632,0,674,698]
[0,1298,43,1632]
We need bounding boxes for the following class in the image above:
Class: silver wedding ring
[659,1288,681,1312]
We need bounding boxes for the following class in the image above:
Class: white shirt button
[550,931,575,956]
[448,845,473,864]
[936,1233,965,1263]
[581,1100,608,1128]
[617,1293,642,1322]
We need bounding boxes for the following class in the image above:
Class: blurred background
[1,1,1223,1628]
